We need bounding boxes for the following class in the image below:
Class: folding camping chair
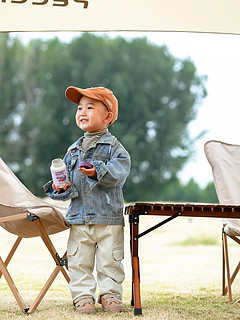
[204,140,240,303]
[0,156,70,314]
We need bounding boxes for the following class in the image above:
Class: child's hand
[52,181,72,192]
[77,164,97,177]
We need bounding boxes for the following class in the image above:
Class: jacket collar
[67,131,116,154]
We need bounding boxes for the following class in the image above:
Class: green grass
[142,290,240,320]
[0,285,240,320]
[174,235,219,246]
[1,211,240,319]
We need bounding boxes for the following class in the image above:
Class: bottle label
[51,168,69,188]
[55,170,68,181]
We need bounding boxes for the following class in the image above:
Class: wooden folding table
[125,202,240,316]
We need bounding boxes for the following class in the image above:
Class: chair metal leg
[222,229,226,296]
[0,236,22,280]
[0,236,29,312]
[0,256,27,312]
[223,232,233,303]
[34,217,70,281]
[28,265,63,313]
[25,217,70,313]
[223,234,240,303]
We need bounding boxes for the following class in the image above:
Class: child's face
[76,96,112,133]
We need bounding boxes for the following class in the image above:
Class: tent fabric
[0,157,69,238]
[0,0,240,34]
[204,140,240,236]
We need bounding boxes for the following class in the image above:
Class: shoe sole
[76,307,97,314]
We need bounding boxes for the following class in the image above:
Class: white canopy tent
[0,0,240,34]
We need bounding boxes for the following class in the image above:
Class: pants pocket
[113,249,124,261]
[111,248,125,283]
[67,240,79,266]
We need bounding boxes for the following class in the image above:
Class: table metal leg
[130,214,142,315]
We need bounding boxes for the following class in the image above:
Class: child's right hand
[52,181,72,192]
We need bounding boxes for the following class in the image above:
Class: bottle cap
[51,158,63,167]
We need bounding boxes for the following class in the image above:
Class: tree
[0,34,25,166]
[1,33,207,201]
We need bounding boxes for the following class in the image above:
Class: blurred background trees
[0,33,218,203]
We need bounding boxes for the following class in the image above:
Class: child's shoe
[101,294,127,312]
[74,295,97,313]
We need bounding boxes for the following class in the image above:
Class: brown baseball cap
[65,86,118,125]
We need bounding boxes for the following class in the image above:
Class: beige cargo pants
[67,224,125,302]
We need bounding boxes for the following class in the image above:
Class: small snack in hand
[79,161,93,169]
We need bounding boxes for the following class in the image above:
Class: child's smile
[76,96,112,133]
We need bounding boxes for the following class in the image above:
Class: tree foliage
[0,33,208,202]
[159,179,218,203]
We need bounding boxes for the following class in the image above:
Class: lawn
[1,205,240,320]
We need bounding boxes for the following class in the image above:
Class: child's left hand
[77,164,97,177]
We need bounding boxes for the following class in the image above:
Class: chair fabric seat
[0,157,69,238]
[204,140,240,303]
[223,223,240,237]
[0,156,70,313]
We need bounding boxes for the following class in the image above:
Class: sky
[12,31,240,188]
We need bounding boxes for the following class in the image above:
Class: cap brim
[65,86,101,105]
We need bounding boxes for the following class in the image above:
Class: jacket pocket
[68,156,78,171]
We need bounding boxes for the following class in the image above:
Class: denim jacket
[44,131,131,225]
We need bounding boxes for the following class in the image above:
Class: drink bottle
[50,158,69,188]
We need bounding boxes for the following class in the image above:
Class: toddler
[44,86,131,313]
